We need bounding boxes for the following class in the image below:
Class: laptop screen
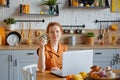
[62,50,93,76]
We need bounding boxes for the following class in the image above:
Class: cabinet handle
[9,55,12,62]
[27,53,34,55]
[95,53,102,55]
[14,59,17,66]
[116,53,119,60]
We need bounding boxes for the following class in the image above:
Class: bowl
[90,77,118,80]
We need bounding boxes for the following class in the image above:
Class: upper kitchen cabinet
[19,4,59,16]
[68,0,110,8]
[0,0,9,7]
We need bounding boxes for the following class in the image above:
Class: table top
[36,71,65,80]
[36,70,120,80]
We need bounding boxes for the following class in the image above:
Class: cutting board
[0,27,6,45]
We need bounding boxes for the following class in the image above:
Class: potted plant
[86,32,95,45]
[4,17,16,31]
[40,0,60,14]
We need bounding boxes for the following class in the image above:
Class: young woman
[37,22,67,72]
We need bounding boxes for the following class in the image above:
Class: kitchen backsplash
[0,0,120,29]
[5,29,120,46]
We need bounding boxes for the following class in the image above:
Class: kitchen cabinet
[0,50,13,80]
[113,49,120,69]
[13,50,38,80]
[93,49,116,68]
[0,50,38,80]
[0,0,9,7]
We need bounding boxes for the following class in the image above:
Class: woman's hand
[51,67,60,71]
[39,38,45,48]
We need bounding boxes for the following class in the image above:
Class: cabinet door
[13,50,38,80]
[0,51,13,80]
[93,49,116,68]
[114,49,120,69]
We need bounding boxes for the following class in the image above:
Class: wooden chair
[22,64,37,80]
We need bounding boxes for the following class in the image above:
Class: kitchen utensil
[101,24,105,37]
[63,26,70,34]
[69,36,76,45]
[104,22,110,44]
[74,26,81,34]
[82,0,94,6]
[28,22,32,38]
[35,30,40,37]
[98,22,103,40]
[0,27,6,45]
[21,22,25,38]
[6,31,21,46]
[105,0,109,7]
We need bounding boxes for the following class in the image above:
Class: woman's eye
[50,31,54,33]
[56,30,59,33]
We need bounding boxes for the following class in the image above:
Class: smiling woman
[37,22,67,72]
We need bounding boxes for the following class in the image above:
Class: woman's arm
[37,39,46,72]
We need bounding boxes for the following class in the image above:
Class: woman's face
[47,25,62,42]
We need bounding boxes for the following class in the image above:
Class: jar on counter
[94,0,99,7]
[72,0,79,7]
[0,0,6,5]
[22,4,30,14]
[104,29,110,44]
[111,32,116,45]
[69,36,76,45]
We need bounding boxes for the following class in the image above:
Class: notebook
[51,50,93,77]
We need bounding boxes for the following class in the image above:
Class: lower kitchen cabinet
[113,49,120,69]
[0,50,38,80]
[0,50,13,80]
[93,49,116,68]
[13,50,38,80]
[0,49,120,80]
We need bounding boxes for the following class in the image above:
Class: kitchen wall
[0,0,120,30]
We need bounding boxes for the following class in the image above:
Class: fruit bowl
[89,77,119,80]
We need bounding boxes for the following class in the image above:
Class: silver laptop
[51,50,93,77]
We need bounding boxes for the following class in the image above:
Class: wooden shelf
[19,4,59,16]
[68,0,110,9]
[19,13,59,16]
[68,6,110,9]
[15,19,45,22]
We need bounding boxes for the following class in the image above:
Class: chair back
[22,64,37,80]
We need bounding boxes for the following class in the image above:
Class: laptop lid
[51,50,93,77]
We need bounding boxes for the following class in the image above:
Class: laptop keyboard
[51,69,62,75]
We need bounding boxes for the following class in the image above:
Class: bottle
[94,0,99,7]
[104,29,110,44]
[99,0,103,7]
[72,0,79,7]
[111,32,116,45]
[68,0,72,6]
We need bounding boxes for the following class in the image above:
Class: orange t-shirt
[37,42,67,70]
[45,42,67,70]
